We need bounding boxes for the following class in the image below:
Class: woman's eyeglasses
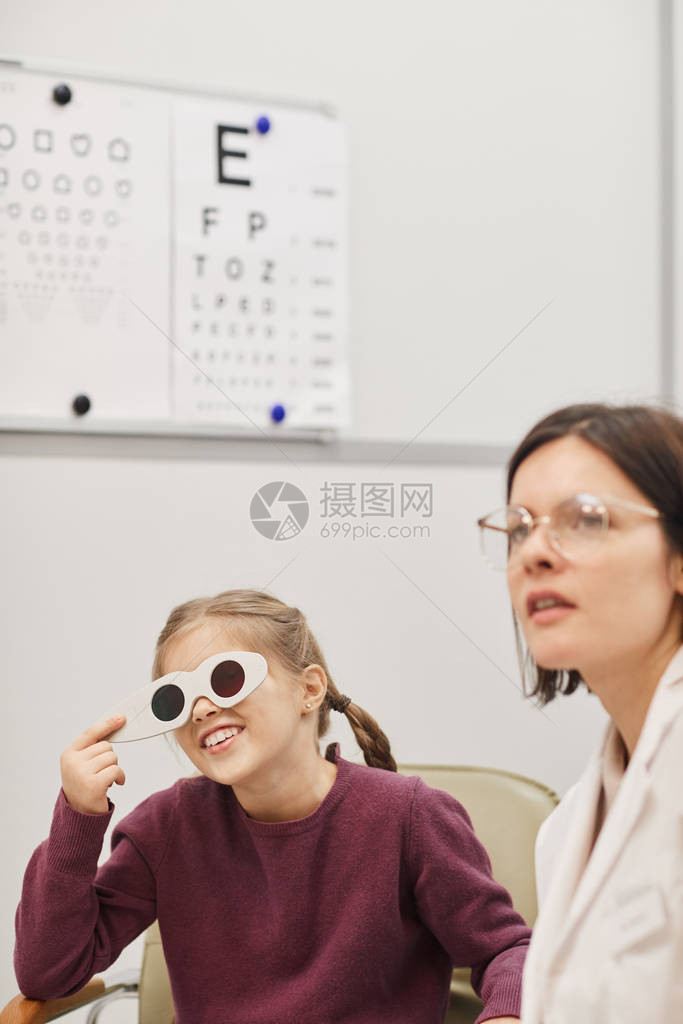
[477,493,660,571]
[105,651,268,742]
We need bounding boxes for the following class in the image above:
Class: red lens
[211,659,245,699]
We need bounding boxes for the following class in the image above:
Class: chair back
[399,764,559,926]
[400,764,559,1024]
[138,920,174,1024]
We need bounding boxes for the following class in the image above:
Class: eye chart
[0,60,349,436]
[0,64,171,422]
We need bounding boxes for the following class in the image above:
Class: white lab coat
[521,645,683,1024]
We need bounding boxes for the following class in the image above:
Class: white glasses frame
[104,651,268,742]
[477,492,661,571]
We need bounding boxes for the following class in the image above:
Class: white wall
[0,0,662,445]
[0,0,671,1016]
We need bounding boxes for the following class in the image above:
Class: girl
[15,590,528,1024]
[477,403,683,1023]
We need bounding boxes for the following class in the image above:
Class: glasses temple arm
[478,521,511,534]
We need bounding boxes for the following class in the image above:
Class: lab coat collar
[542,644,683,972]
[630,644,683,767]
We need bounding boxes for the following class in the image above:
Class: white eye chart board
[0,59,349,437]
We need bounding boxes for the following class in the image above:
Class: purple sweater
[15,748,530,1023]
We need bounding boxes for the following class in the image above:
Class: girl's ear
[300,664,327,711]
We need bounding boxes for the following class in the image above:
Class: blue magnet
[270,403,286,424]
[256,115,271,135]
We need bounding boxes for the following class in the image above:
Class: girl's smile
[199,722,244,752]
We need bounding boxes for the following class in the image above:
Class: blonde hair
[152,589,397,772]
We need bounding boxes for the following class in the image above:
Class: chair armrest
[0,979,107,1023]
[449,967,483,1024]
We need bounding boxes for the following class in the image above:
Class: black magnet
[53,83,72,106]
[72,394,91,416]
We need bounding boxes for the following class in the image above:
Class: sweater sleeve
[14,789,164,1000]
[408,779,531,1023]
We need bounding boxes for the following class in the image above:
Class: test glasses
[477,492,660,571]
[105,651,268,742]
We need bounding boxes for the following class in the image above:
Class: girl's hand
[60,715,127,814]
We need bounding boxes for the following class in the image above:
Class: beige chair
[1,921,173,1024]
[1,765,558,1024]
[400,765,558,1024]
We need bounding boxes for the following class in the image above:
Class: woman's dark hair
[506,402,683,704]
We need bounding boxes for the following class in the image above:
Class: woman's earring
[305,703,312,710]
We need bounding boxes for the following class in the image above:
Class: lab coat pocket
[606,882,671,1022]
[608,882,668,957]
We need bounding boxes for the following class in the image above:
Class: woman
[477,403,683,1023]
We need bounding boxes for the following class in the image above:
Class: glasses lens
[552,494,606,559]
[211,659,246,699]
[480,507,527,570]
[151,683,185,722]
